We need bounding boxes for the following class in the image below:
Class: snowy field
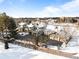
[0,24,79,59]
[60,30,79,57]
[0,42,71,59]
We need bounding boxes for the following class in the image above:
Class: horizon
[0,0,79,18]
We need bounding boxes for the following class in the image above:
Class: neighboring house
[17,22,27,32]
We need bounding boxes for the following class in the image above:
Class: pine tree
[0,12,17,49]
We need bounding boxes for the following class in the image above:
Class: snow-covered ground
[60,30,79,57]
[0,42,71,59]
[45,26,79,57]
[0,23,79,59]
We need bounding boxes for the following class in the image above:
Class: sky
[0,0,79,17]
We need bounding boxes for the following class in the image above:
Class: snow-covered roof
[27,24,34,28]
[19,22,26,26]
[46,24,64,32]
[46,25,56,31]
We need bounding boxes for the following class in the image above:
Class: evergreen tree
[0,12,17,49]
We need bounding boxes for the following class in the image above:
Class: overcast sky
[0,0,79,17]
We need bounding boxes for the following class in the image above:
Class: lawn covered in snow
[0,42,71,59]
[60,30,79,57]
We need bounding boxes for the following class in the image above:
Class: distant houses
[10,17,79,49]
